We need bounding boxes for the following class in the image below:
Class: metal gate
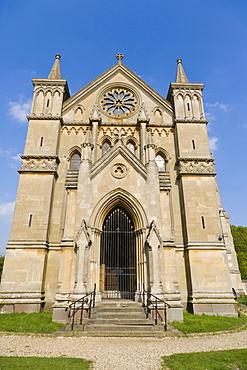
[100,207,136,299]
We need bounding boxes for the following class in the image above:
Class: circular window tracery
[100,86,138,118]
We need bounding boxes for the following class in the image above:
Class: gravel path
[0,331,247,369]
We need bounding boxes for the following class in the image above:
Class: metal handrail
[142,287,170,331]
[67,284,96,330]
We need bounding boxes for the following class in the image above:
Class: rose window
[101,87,138,118]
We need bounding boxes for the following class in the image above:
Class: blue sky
[0,0,247,254]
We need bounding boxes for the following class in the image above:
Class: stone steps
[61,300,174,337]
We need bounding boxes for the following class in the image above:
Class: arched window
[126,141,136,154]
[70,152,81,170]
[102,140,111,155]
[155,154,166,171]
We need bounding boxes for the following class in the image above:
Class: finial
[177,58,182,64]
[55,54,61,60]
[116,53,124,64]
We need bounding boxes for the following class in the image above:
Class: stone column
[139,121,147,162]
[91,121,99,163]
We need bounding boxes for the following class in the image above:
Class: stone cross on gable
[116,53,124,64]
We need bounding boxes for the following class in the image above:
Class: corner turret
[30,54,70,117]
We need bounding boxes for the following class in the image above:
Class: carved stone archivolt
[20,156,59,172]
[177,158,216,175]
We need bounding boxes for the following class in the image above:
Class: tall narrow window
[102,141,111,155]
[40,137,43,147]
[201,216,205,229]
[192,140,195,149]
[70,152,81,170]
[187,103,190,111]
[46,99,50,108]
[155,154,166,171]
[28,214,33,227]
[126,141,135,154]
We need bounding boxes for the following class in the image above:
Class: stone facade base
[52,307,69,323]
[0,291,45,314]
[1,303,42,313]
[192,303,238,317]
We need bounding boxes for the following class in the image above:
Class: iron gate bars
[100,207,136,299]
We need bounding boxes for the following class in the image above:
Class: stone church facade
[0,54,244,321]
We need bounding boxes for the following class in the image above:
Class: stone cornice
[185,242,226,250]
[20,155,59,160]
[174,119,208,124]
[32,78,68,86]
[27,116,62,121]
[178,157,214,163]
[61,121,174,128]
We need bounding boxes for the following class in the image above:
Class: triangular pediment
[90,139,147,180]
[62,63,173,121]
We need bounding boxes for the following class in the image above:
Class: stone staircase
[61,300,177,337]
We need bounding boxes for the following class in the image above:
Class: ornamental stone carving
[177,158,215,175]
[20,156,59,172]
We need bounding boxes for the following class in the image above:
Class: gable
[62,63,173,124]
[91,139,147,180]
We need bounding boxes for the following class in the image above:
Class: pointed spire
[176,58,189,83]
[48,54,61,79]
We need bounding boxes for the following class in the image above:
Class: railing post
[164,303,167,331]
[80,301,83,325]
[155,299,158,325]
[93,283,96,308]
[71,303,75,331]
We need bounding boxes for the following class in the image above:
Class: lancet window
[126,140,136,154]
[70,152,81,170]
[155,153,166,172]
[102,140,111,155]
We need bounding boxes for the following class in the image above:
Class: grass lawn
[162,348,247,370]
[0,311,63,333]
[0,356,92,369]
[172,312,247,334]
[237,295,247,306]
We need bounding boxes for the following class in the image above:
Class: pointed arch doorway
[100,206,137,299]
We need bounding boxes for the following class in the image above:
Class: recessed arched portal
[100,206,136,299]
[89,189,149,300]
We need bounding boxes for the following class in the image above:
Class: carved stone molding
[61,126,87,135]
[27,116,62,120]
[174,119,208,124]
[177,158,216,175]
[19,156,59,173]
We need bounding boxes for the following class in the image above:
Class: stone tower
[0,54,243,321]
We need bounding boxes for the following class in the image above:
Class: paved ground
[0,331,247,369]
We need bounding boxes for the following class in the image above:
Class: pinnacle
[48,54,62,79]
[175,58,189,83]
